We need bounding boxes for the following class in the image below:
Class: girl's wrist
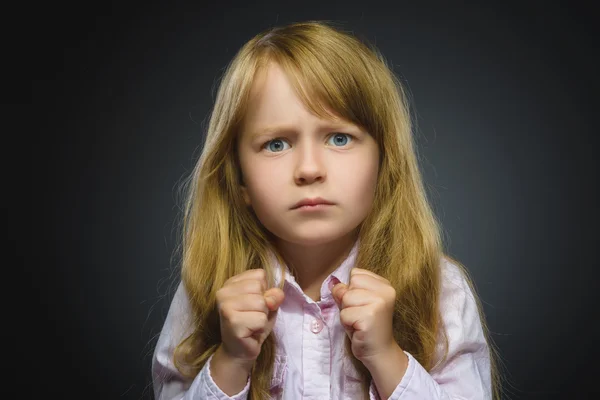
[210,345,253,395]
[362,342,409,398]
[214,345,255,374]
[359,341,403,370]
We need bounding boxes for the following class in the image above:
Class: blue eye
[264,138,291,152]
[327,133,352,146]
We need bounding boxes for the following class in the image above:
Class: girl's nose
[293,145,326,185]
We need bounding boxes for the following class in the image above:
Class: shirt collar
[270,238,360,290]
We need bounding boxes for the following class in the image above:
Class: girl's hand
[330,268,399,366]
[215,269,285,368]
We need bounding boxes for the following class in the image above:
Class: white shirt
[152,241,492,399]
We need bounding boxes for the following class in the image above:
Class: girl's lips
[291,197,335,209]
[294,203,333,211]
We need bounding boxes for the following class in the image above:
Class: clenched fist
[331,268,398,365]
[215,269,285,366]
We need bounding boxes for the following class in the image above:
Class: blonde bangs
[242,22,394,146]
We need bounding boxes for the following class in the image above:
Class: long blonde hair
[172,20,502,399]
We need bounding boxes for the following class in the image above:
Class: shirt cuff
[384,350,416,399]
[387,351,450,400]
[201,353,251,399]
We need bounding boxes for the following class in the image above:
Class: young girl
[152,20,501,399]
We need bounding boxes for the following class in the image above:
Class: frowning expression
[237,62,379,246]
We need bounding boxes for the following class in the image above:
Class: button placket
[301,302,331,398]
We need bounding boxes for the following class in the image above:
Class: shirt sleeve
[370,259,492,399]
[152,281,251,400]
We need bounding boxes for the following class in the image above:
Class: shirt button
[310,318,323,334]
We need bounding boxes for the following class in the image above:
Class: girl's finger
[264,287,285,311]
[231,311,269,338]
[331,283,349,308]
[339,288,380,309]
[351,268,389,283]
[227,269,267,286]
[348,272,390,291]
[225,278,267,295]
[339,306,368,333]
[227,294,269,314]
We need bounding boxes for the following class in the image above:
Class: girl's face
[237,62,380,247]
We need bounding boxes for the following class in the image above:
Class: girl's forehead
[246,63,347,122]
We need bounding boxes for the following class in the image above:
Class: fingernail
[328,276,341,291]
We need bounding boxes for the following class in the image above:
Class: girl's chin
[274,229,357,247]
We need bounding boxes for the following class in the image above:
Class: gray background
[33,1,598,399]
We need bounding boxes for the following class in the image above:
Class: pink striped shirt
[152,242,491,399]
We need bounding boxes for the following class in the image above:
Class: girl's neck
[275,231,358,301]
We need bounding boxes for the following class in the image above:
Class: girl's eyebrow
[249,122,359,139]
[249,125,291,139]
